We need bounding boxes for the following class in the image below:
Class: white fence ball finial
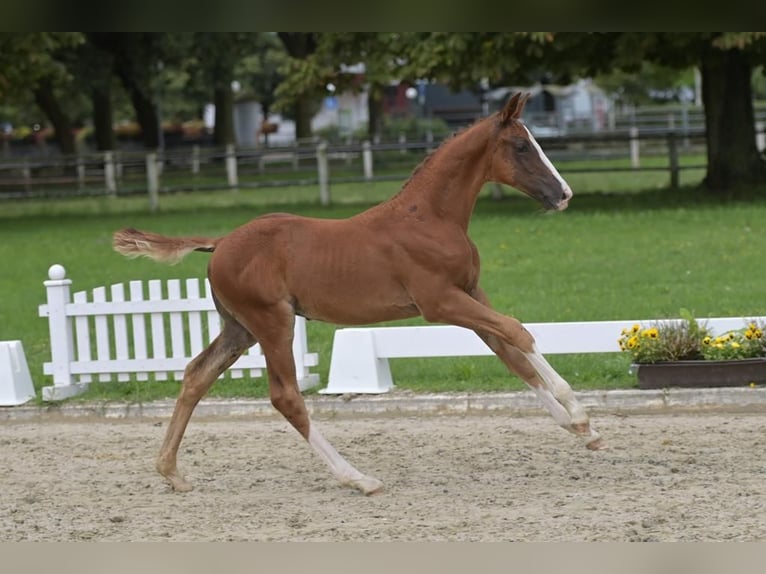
[48,264,66,280]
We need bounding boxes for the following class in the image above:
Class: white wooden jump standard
[39,264,319,401]
[323,317,766,394]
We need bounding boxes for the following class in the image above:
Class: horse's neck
[394,119,493,229]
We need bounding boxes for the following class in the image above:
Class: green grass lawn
[2,173,765,403]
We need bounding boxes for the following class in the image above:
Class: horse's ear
[500,92,530,125]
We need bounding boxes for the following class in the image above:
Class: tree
[71,36,119,151]
[88,33,189,149]
[275,33,403,140]
[543,32,766,191]
[382,32,766,192]
[277,33,320,140]
[698,34,766,189]
[275,33,552,141]
[0,33,85,155]
[235,34,289,145]
[183,33,265,147]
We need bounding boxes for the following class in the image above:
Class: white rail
[323,318,766,394]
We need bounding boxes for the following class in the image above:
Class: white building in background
[232,99,262,147]
[311,90,369,136]
[220,87,369,147]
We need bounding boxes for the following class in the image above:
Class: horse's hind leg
[470,288,605,450]
[249,302,383,495]
[157,318,254,491]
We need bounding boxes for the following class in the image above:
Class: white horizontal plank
[365,317,766,358]
[43,353,318,376]
[62,297,215,316]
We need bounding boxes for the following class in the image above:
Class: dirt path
[1,411,764,541]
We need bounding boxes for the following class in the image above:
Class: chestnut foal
[114,93,604,496]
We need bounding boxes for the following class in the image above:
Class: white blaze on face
[522,125,573,204]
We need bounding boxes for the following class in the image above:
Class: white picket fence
[322,317,766,394]
[38,264,319,401]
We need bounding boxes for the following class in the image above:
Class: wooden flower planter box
[635,357,766,389]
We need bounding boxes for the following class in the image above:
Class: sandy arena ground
[1,410,764,541]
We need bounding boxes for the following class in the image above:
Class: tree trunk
[367,83,384,141]
[91,86,115,151]
[213,85,235,147]
[33,77,76,156]
[700,45,766,191]
[128,87,160,149]
[277,33,318,142]
[293,96,314,141]
[113,66,160,149]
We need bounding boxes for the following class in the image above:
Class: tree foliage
[0,33,84,100]
[2,32,765,190]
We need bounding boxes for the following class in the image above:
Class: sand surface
[2,411,764,541]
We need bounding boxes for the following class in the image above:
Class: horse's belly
[291,279,419,326]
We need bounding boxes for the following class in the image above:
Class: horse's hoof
[351,476,384,495]
[586,437,607,451]
[162,473,194,492]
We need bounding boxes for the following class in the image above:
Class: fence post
[22,158,30,191]
[191,144,200,175]
[76,153,85,190]
[756,121,765,153]
[40,264,75,399]
[362,140,373,180]
[225,144,238,188]
[316,141,331,206]
[292,316,320,391]
[104,151,116,196]
[629,126,640,168]
[146,152,159,213]
[667,131,679,189]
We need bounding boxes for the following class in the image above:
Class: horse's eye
[514,140,529,153]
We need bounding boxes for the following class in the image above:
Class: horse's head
[489,92,573,211]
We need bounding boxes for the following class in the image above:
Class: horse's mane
[396,112,498,195]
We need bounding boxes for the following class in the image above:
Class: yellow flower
[731,342,741,349]
[702,336,711,346]
[756,329,763,339]
[631,324,640,333]
[627,336,639,349]
[745,329,754,340]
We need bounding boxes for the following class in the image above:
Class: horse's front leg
[248,302,384,495]
[416,285,604,450]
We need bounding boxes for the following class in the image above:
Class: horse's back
[208,211,416,324]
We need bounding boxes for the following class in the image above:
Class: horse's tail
[113,228,220,265]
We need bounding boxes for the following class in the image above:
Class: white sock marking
[308,425,366,484]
